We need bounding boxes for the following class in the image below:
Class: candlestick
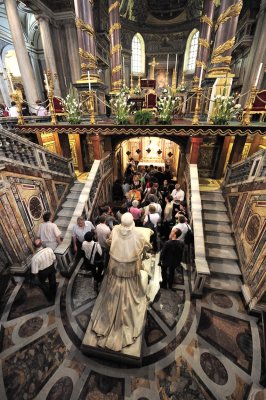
[88,70,91,91]
[254,62,263,87]
[174,54,178,72]
[198,65,203,88]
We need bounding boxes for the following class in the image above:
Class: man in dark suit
[159,228,184,289]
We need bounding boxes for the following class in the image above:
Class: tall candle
[123,56,125,81]
[174,54,178,72]
[254,62,263,87]
[88,70,91,91]
[44,73,49,90]
[199,65,203,88]
[166,54,169,73]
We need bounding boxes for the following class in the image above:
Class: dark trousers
[84,259,104,282]
[161,263,175,289]
[38,264,57,300]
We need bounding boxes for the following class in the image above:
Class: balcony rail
[0,127,74,178]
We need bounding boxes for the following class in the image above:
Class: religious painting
[68,134,78,168]
[41,132,57,154]
[142,137,163,162]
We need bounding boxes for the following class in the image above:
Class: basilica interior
[0,0,265,399]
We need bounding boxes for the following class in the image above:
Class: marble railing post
[108,0,122,92]
[208,0,243,77]
[74,0,99,81]
[37,15,61,97]
[4,0,39,111]
[193,0,215,87]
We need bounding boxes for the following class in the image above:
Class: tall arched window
[131,33,145,75]
[184,29,199,73]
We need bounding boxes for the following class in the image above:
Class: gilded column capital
[215,0,243,31]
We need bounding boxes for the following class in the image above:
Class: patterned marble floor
[0,263,265,400]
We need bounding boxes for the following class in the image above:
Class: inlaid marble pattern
[0,266,263,400]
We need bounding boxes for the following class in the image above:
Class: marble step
[204,222,232,234]
[203,211,229,223]
[61,200,77,209]
[205,275,242,292]
[208,258,241,276]
[205,233,234,246]
[71,182,84,192]
[57,208,75,218]
[202,202,227,212]
[206,245,238,260]
[200,193,225,202]
[67,192,81,200]
[54,217,69,229]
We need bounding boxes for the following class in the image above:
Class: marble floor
[0,262,265,400]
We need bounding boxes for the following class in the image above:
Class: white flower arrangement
[211,91,242,125]
[110,89,131,125]
[62,84,82,124]
[157,95,180,124]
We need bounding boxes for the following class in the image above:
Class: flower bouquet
[157,95,180,124]
[62,84,82,124]
[110,89,131,125]
[211,93,242,125]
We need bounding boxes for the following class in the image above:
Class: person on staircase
[37,212,61,251]
[72,216,95,259]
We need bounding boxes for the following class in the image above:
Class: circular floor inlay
[18,317,43,338]
[200,352,228,385]
[211,293,233,309]
[47,376,73,400]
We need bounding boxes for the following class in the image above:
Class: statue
[85,212,152,352]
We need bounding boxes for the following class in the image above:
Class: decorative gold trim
[215,0,243,31]
[75,17,94,36]
[199,38,210,49]
[79,48,96,62]
[212,37,235,57]
[196,60,207,70]
[112,65,122,74]
[81,62,96,71]
[110,43,121,55]
[211,55,232,65]
[108,1,120,13]
[109,23,121,36]
[200,15,213,28]
[112,79,122,87]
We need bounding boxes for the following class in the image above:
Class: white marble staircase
[201,190,242,292]
[54,181,85,236]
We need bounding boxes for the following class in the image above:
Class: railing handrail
[228,148,265,170]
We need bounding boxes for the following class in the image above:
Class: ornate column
[4,0,39,110]
[228,135,247,164]
[208,0,243,77]
[74,0,99,81]
[193,0,215,87]
[64,21,80,83]
[37,15,61,97]
[108,0,122,92]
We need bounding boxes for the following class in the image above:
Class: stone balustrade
[0,128,74,178]
[54,154,113,273]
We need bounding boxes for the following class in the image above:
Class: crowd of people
[31,163,192,301]
[0,100,48,118]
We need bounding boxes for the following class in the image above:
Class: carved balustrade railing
[184,157,210,295]
[54,153,113,273]
[0,128,75,177]
[224,149,266,186]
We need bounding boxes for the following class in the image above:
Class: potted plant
[211,92,242,125]
[62,84,82,124]
[134,110,152,125]
[110,89,131,125]
[157,95,180,125]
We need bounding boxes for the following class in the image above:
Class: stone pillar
[215,136,231,178]
[108,0,122,92]
[228,135,247,164]
[190,137,203,164]
[248,134,262,156]
[64,21,80,83]
[37,15,61,97]
[208,0,243,77]
[193,0,215,87]
[91,135,102,160]
[240,0,266,106]
[74,0,99,81]
[4,0,39,110]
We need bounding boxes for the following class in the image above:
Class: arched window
[131,33,145,75]
[184,29,199,73]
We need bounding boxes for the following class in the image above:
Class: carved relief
[245,214,261,243]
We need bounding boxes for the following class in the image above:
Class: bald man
[31,239,57,301]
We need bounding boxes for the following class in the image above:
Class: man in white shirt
[9,101,18,117]
[171,214,189,242]
[72,216,95,257]
[95,215,111,268]
[82,231,103,288]
[143,204,160,252]
[31,239,57,301]
[144,195,162,216]
[37,212,61,251]
[171,184,185,203]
